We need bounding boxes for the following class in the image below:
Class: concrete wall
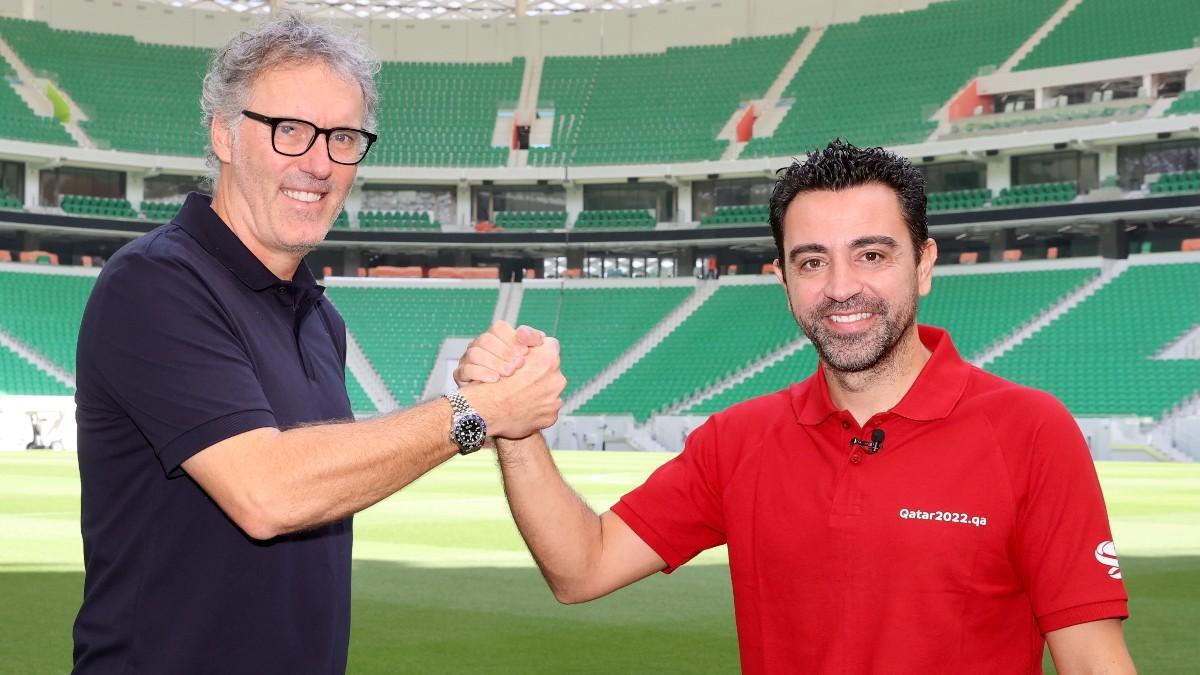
[25,0,941,61]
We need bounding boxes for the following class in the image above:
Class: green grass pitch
[1,451,1197,673]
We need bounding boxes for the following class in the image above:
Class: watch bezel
[451,412,487,454]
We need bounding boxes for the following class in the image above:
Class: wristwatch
[445,392,487,455]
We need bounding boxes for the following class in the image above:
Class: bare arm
[496,433,666,604]
[183,338,565,541]
[1046,619,1135,674]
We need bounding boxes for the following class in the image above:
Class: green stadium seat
[744,0,1059,159]
[1016,0,1200,71]
[324,285,497,406]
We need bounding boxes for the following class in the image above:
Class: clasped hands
[454,321,566,440]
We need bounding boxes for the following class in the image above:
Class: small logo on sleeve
[1094,540,1121,579]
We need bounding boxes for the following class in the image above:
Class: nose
[296,132,334,180]
[823,259,863,303]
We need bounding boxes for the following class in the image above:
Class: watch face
[454,414,487,450]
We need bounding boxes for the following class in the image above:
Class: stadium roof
[151,0,686,21]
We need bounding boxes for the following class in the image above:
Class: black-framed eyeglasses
[242,110,378,165]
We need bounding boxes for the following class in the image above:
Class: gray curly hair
[200,11,380,189]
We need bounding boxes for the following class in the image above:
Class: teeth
[283,189,322,203]
[830,313,872,324]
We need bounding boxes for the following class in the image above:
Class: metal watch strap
[445,392,485,455]
[446,392,473,417]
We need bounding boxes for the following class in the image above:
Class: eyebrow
[786,235,901,264]
[787,243,828,264]
[849,235,901,250]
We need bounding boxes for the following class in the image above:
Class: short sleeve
[78,251,277,477]
[1013,396,1129,634]
[610,418,726,572]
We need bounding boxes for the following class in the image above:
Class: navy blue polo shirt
[73,192,354,674]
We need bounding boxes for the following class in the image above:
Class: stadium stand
[140,201,183,222]
[0,343,70,395]
[345,369,376,416]
[687,346,817,415]
[516,284,692,399]
[494,210,568,231]
[918,267,1099,359]
[577,282,796,422]
[989,262,1200,418]
[0,55,76,146]
[357,210,439,231]
[1149,170,1200,194]
[927,188,992,212]
[744,0,1060,158]
[687,266,1098,414]
[700,204,769,227]
[364,59,523,167]
[1165,90,1200,117]
[1014,0,1200,71]
[0,17,208,155]
[60,194,138,218]
[0,189,22,209]
[990,181,1078,207]
[529,30,805,167]
[572,209,656,231]
[0,269,96,375]
[324,285,497,406]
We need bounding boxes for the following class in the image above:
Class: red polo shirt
[611,326,1127,674]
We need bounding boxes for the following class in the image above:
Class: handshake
[453,321,567,440]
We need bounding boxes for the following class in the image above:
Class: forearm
[496,434,605,601]
[198,398,458,539]
[1046,619,1136,675]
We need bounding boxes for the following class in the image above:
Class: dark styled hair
[768,139,928,264]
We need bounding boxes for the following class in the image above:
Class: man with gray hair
[72,12,564,673]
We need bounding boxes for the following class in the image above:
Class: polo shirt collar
[175,192,318,293]
[791,325,972,425]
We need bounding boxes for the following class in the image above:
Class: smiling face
[210,61,364,275]
[773,183,937,374]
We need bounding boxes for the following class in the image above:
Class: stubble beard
[795,286,919,376]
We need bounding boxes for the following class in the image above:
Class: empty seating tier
[578,283,797,422]
[687,345,818,415]
[358,210,439,231]
[61,195,137,219]
[1015,0,1200,71]
[689,266,1096,414]
[927,189,992,212]
[700,204,769,227]
[0,17,208,156]
[745,0,1059,158]
[140,201,183,222]
[918,267,1098,360]
[516,284,691,400]
[991,181,1077,207]
[0,269,97,375]
[325,285,497,406]
[494,210,567,231]
[1149,171,1200,194]
[365,59,523,168]
[988,263,1200,418]
[0,54,75,146]
[530,30,804,167]
[1165,91,1200,117]
[573,209,655,231]
[345,369,377,416]
[0,343,71,395]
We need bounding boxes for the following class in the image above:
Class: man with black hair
[460,139,1134,674]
